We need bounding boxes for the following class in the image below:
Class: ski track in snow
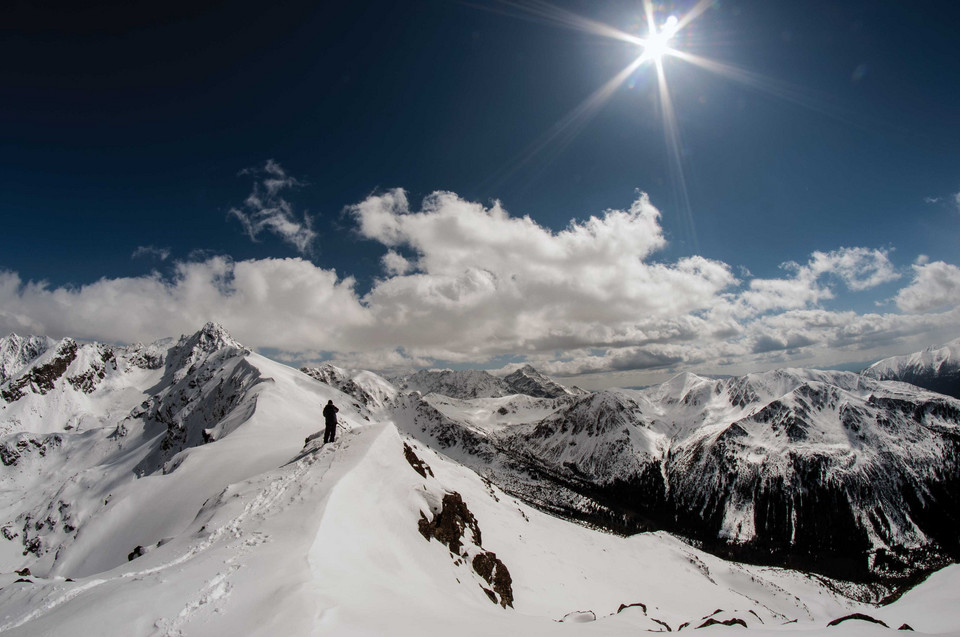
[0,434,348,635]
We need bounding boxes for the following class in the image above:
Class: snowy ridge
[300,362,398,412]
[0,334,55,385]
[502,364,586,398]
[394,368,514,399]
[3,327,960,634]
[862,337,960,399]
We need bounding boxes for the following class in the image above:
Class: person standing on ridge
[322,399,339,444]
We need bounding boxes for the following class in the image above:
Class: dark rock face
[472,551,514,608]
[418,492,482,555]
[403,443,434,478]
[698,617,747,629]
[2,339,78,403]
[503,365,582,399]
[826,612,888,628]
[1,435,63,467]
[417,491,514,608]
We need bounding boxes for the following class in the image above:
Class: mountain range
[1,324,960,635]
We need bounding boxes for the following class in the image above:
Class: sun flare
[642,14,678,62]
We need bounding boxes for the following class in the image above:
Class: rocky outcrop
[826,612,888,628]
[2,339,78,402]
[130,324,264,475]
[502,365,585,398]
[418,491,513,608]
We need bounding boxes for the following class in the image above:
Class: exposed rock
[652,618,673,631]
[418,492,481,555]
[502,365,585,398]
[15,567,31,576]
[403,443,434,478]
[697,617,746,629]
[418,490,513,608]
[472,551,513,608]
[128,545,147,561]
[826,613,888,628]
[559,610,596,623]
[899,624,914,631]
[617,602,647,615]
[1,435,63,467]
[2,339,78,402]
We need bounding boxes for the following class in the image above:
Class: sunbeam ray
[654,57,699,252]
[480,54,648,193]
[669,49,867,127]
[463,0,643,45]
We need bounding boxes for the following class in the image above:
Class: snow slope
[862,337,960,399]
[397,367,960,591]
[2,326,960,635]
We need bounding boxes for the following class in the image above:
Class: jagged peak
[176,322,244,353]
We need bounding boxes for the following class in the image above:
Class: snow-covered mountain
[300,362,397,413]
[399,367,960,594]
[3,326,960,635]
[394,368,515,399]
[862,337,960,399]
[502,364,587,398]
[0,333,55,386]
[393,365,584,401]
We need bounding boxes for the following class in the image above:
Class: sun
[642,14,678,62]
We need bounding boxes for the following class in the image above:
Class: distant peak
[178,322,244,355]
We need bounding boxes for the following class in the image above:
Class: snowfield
[1,325,959,635]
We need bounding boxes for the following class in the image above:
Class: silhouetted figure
[322,400,339,444]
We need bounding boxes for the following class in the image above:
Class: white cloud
[807,247,899,291]
[895,261,960,313]
[736,247,899,315]
[131,245,171,261]
[0,258,368,350]
[380,250,412,276]
[349,189,736,357]
[229,160,317,255]
[3,188,960,387]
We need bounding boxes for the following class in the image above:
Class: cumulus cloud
[229,160,317,255]
[895,261,960,313]
[737,247,898,315]
[348,189,736,356]
[3,188,960,386]
[0,258,368,350]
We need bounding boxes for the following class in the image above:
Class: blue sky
[2,0,959,388]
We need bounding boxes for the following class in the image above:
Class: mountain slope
[394,369,515,399]
[862,338,960,399]
[406,368,960,592]
[502,365,586,398]
[4,327,960,635]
